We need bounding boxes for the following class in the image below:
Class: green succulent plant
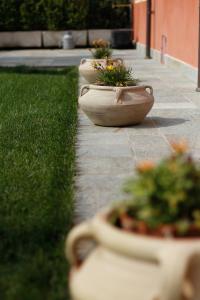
[110,142,200,237]
[93,62,138,87]
[90,39,112,59]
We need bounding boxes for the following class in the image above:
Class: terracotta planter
[79,85,154,127]
[66,209,200,300]
[79,58,123,83]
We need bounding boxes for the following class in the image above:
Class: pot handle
[66,221,96,268]
[145,85,153,95]
[114,85,153,104]
[80,85,90,96]
[158,247,200,300]
[115,87,124,104]
[113,58,123,64]
[80,58,86,65]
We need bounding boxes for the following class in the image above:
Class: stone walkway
[0,49,135,67]
[75,50,200,223]
[0,49,90,67]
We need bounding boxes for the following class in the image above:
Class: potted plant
[79,62,154,127]
[66,143,200,300]
[79,39,123,83]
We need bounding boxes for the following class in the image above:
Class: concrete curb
[0,29,131,49]
[0,31,42,48]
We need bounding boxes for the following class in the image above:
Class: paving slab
[0,49,134,67]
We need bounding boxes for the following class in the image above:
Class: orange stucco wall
[133,0,199,68]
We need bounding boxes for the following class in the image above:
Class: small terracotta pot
[79,84,154,127]
[66,209,200,300]
[79,58,123,83]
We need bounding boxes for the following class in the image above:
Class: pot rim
[86,84,149,91]
[100,208,200,241]
[90,207,200,261]
[80,57,123,62]
[97,207,200,242]
[82,58,108,61]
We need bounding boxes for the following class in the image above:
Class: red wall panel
[133,0,199,68]
[134,1,146,45]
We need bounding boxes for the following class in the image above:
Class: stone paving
[1,48,199,223]
[75,50,200,223]
[0,49,90,67]
[0,49,135,67]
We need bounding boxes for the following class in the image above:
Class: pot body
[79,85,154,127]
[66,210,200,300]
[79,58,123,83]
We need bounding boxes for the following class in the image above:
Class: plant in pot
[79,62,154,127]
[79,38,123,83]
[67,142,200,300]
[90,39,112,59]
[112,141,200,237]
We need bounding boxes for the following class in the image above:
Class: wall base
[136,43,198,83]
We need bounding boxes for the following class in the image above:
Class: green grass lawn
[0,67,78,300]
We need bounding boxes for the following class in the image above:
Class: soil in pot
[109,211,200,239]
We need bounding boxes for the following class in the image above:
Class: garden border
[0,29,133,49]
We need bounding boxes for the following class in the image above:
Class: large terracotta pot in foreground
[79,85,154,127]
[79,58,123,83]
[66,209,200,300]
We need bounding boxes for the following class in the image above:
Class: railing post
[146,0,152,58]
[197,0,200,92]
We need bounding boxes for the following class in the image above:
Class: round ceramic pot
[79,85,154,127]
[66,209,200,300]
[79,58,123,83]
